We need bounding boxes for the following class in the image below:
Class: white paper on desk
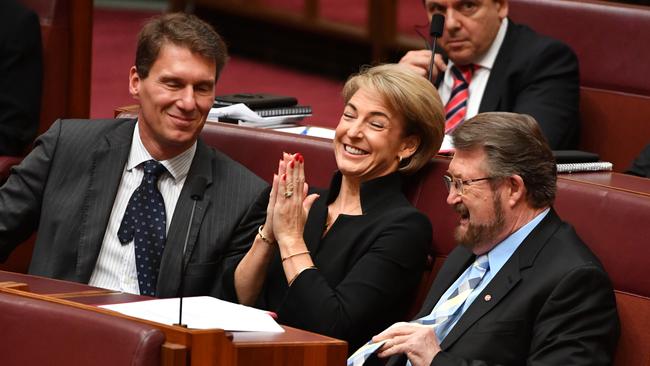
[99,296,284,332]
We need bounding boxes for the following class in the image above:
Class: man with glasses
[350,112,619,366]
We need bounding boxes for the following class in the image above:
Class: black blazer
[225,172,431,352]
[0,119,267,298]
[438,20,580,150]
[382,209,619,366]
[0,0,42,156]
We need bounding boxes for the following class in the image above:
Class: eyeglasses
[442,174,494,195]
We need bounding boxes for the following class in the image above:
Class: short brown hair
[342,64,445,174]
[135,13,228,79]
[451,112,557,208]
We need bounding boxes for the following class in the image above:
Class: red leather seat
[0,291,165,366]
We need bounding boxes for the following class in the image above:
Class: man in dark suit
[0,13,267,298]
[350,112,618,366]
[0,0,42,156]
[400,0,579,150]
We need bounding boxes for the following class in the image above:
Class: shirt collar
[486,206,549,274]
[126,121,197,181]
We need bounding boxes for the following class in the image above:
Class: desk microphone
[427,14,445,83]
[174,176,208,328]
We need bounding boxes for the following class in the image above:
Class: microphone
[427,13,445,83]
[174,176,208,328]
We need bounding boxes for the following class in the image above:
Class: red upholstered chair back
[0,292,165,366]
[555,175,650,297]
[509,0,650,172]
[201,123,337,186]
[614,291,650,366]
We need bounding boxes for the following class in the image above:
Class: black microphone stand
[174,177,207,328]
[428,14,445,83]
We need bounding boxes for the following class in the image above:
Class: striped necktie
[414,254,489,340]
[347,255,489,366]
[444,64,475,133]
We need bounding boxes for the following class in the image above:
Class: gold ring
[286,182,294,191]
[284,190,294,198]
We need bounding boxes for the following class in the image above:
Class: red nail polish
[282,174,286,181]
[290,161,295,168]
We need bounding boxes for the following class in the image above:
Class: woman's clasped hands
[265,152,319,252]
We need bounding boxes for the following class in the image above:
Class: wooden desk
[0,271,347,366]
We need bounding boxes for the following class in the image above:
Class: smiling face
[129,42,217,160]
[446,147,508,253]
[334,87,418,183]
[425,0,508,65]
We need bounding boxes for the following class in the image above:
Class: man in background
[400,0,579,150]
[350,112,618,366]
[0,13,267,299]
[0,0,42,156]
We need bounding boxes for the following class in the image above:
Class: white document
[100,296,284,332]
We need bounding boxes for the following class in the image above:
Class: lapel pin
[484,294,492,301]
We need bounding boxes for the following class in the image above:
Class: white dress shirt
[88,123,196,294]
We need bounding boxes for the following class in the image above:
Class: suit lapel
[478,20,516,113]
[440,209,563,349]
[76,120,136,281]
[156,139,213,297]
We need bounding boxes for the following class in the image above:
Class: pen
[300,126,311,135]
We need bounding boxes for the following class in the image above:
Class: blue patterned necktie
[347,255,489,366]
[118,159,168,296]
[415,254,489,340]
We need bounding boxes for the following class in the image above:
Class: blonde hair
[342,64,444,174]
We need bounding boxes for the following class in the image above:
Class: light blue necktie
[347,255,489,366]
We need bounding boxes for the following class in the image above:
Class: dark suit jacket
[438,20,579,150]
[0,119,267,298]
[0,0,42,156]
[224,172,431,352]
[626,142,650,178]
[383,209,619,366]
